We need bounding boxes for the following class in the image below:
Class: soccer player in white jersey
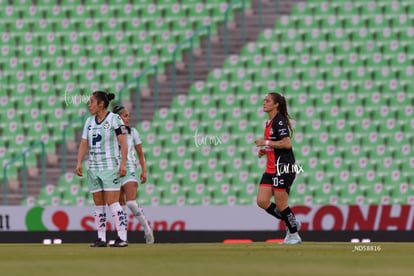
[76,91,129,247]
[113,105,154,244]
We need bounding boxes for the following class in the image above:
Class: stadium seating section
[1,0,413,206]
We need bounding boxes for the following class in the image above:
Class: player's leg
[124,181,154,244]
[102,170,128,247]
[88,169,107,247]
[257,173,282,219]
[274,189,296,231]
[119,185,126,206]
[273,174,301,244]
[105,190,128,247]
[274,190,301,244]
[118,185,128,229]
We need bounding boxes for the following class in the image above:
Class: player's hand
[140,171,147,184]
[258,149,266,158]
[75,164,82,176]
[118,165,126,177]
[255,139,265,147]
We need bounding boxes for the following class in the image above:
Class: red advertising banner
[0,205,413,231]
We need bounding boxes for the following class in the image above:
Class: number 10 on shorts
[272,176,284,188]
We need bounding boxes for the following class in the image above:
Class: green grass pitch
[0,242,412,276]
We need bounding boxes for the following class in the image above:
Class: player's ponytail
[106,92,115,102]
[112,105,125,115]
[268,92,293,136]
[93,91,115,108]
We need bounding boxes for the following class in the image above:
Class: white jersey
[81,112,126,171]
[126,127,142,172]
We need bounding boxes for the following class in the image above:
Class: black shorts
[259,172,296,194]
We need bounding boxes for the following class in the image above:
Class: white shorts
[120,170,138,185]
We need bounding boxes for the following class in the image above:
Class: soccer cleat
[109,237,128,247]
[144,231,155,244]
[89,238,107,247]
[284,220,301,239]
[283,232,302,244]
[283,220,302,244]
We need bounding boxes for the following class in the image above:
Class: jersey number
[272,176,284,187]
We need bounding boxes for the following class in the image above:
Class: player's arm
[255,137,291,149]
[76,139,88,176]
[255,118,292,149]
[266,137,292,149]
[114,113,128,177]
[135,144,147,184]
[117,132,127,177]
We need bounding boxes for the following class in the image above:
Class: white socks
[126,200,152,235]
[94,205,106,242]
[109,202,127,241]
[94,202,150,242]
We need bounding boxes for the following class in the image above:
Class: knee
[123,182,138,201]
[256,197,270,210]
[126,200,136,209]
[126,200,142,216]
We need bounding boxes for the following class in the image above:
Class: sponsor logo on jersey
[278,128,288,136]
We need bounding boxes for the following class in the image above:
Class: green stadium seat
[160,184,186,205]
[137,193,151,207]
[211,187,237,206]
[20,195,36,207]
[36,196,61,207]
[313,184,339,205]
[187,184,211,205]
[35,184,61,206]
[38,184,58,198]
[61,194,87,206]
[137,183,160,206]
[236,183,256,205]
[4,0,413,207]
[338,182,365,205]
[364,182,391,205]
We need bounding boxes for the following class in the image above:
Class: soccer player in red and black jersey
[255,92,302,244]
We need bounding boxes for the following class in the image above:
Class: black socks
[265,202,282,219]
[280,206,298,233]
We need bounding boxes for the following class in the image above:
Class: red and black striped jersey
[263,113,296,174]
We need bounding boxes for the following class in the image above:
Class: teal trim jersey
[82,112,126,171]
[126,127,142,172]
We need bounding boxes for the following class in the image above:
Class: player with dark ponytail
[112,105,154,244]
[76,91,129,247]
[92,91,115,108]
[273,93,293,135]
[255,92,302,244]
